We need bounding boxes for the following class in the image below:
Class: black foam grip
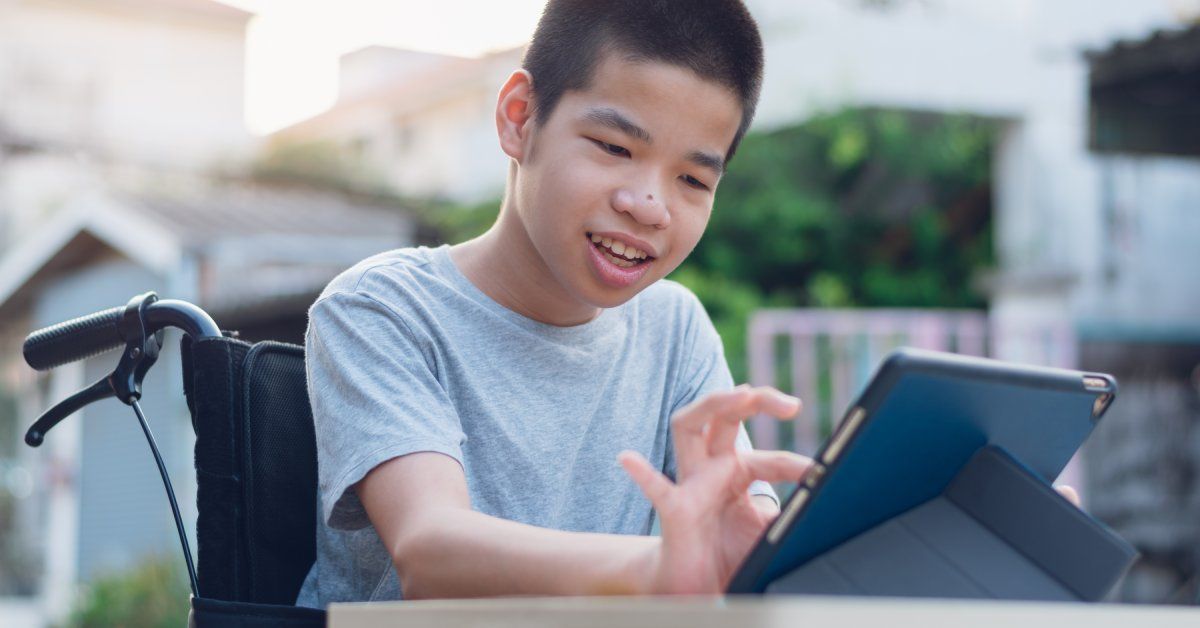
[23,306,124,371]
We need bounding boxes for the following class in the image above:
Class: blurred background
[0,0,1197,625]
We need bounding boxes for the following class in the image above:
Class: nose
[612,187,671,229]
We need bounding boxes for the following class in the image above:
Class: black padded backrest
[185,336,317,606]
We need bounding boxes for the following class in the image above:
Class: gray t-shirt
[295,244,777,608]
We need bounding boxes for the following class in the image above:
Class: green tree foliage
[681,108,995,309]
[250,138,390,196]
[65,555,190,628]
[416,196,502,245]
[671,108,997,380]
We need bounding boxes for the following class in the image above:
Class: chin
[587,290,638,310]
[578,277,654,310]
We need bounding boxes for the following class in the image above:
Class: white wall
[749,0,1185,127]
[0,0,255,264]
[272,48,519,203]
[1080,155,1200,332]
[0,0,252,169]
[338,46,460,102]
[383,84,507,201]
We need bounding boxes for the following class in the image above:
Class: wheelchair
[22,292,327,627]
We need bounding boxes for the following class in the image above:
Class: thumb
[618,450,675,510]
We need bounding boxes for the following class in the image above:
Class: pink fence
[746,309,1078,458]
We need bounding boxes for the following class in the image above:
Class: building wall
[745,0,1190,334]
[0,0,250,168]
[337,46,459,102]
[270,48,519,203]
[0,0,253,252]
[0,152,98,248]
[1081,155,1200,332]
[748,0,1182,127]
[382,85,504,201]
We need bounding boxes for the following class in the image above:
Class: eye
[591,139,631,158]
[681,174,710,191]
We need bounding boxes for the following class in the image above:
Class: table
[329,595,1200,628]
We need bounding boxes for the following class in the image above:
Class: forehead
[551,52,743,155]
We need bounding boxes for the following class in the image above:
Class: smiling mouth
[586,232,655,268]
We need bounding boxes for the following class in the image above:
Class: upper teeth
[591,234,649,259]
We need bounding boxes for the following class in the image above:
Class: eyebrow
[686,150,726,178]
[584,107,653,144]
[582,106,726,177]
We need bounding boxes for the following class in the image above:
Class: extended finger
[618,450,675,509]
[707,387,803,456]
[676,386,798,438]
[1055,484,1081,507]
[672,386,755,471]
[741,450,814,484]
[702,384,756,457]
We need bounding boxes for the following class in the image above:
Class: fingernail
[773,389,801,405]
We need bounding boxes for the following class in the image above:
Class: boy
[296,0,811,606]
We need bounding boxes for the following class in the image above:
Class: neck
[450,200,600,328]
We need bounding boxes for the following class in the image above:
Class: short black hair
[522,0,764,162]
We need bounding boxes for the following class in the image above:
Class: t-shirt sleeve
[665,294,779,506]
[306,290,467,530]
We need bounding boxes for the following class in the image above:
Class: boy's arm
[362,386,809,599]
[358,451,660,599]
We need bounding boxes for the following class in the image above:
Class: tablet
[726,348,1117,595]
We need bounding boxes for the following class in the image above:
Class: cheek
[532,153,611,228]
[672,209,711,257]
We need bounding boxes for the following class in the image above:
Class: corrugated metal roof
[123,184,413,246]
[0,182,419,322]
[120,184,419,318]
[1087,24,1200,156]
[1086,24,1200,86]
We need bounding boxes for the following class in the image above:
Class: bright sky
[216,0,548,135]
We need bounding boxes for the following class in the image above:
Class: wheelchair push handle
[23,296,223,371]
[23,306,125,371]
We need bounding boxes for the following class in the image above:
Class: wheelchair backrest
[183,335,317,606]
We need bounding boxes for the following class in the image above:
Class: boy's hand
[618,385,1086,595]
[619,384,810,594]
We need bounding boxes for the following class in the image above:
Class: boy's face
[502,52,743,310]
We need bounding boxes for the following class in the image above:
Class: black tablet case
[764,446,1137,601]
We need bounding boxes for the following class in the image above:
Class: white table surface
[329,595,1200,628]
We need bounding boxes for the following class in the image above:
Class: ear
[496,69,535,163]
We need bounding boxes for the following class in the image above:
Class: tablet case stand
[765,446,1138,601]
